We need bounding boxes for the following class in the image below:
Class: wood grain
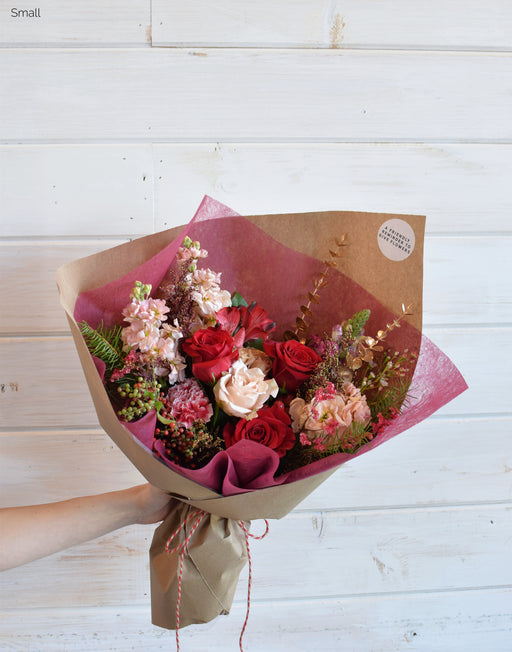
[0,241,126,334]
[152,0,512,50]
[0,589,511,651]
[1,50,510,142]
[154,142,512,233]
[0,145,154,237]
[3,143,511,237]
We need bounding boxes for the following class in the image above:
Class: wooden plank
[1,234,509,334]
[0,326,502,429]
[0,145,154,237]
[0,431,145,507]
[3,143,510,236]
[0,241,127,334]
[0,504,510,607]
[1,50,511,142]
[152,0,512,50]
[0,0,151,46]
[0,336,96,428]
[0,588,511,651]
[154,143,512,233]
[424,236,512,325]
[1,417,510,510]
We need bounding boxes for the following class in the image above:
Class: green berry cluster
[117,377,162,421]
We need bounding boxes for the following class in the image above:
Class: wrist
[105,486,144,529]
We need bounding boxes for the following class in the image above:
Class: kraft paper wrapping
[56,196,467,629]
[150,502,248,629]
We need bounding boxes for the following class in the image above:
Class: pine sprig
[79,321,125,375]
[370,380,412,420]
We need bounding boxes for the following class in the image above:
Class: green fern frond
[79,321,125,374]
[370,379,412,419]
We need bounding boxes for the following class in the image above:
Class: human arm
[0,483,174,572]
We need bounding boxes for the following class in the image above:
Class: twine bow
[165,509,269,652]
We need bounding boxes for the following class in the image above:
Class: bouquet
[57,196,467,634]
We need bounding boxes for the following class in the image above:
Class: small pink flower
[156,321,184,362]
[177,242,208,263]
[122,298,169,326]
[192,268,222,291]
[191,286,232,321]
[121,321,160,352]
[314,382,337,401]
[299,432,312,447]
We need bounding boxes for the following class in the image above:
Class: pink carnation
[165,379,213,428]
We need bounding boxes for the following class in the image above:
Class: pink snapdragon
[121,320,160,352]
[121,283,187,383]
[176,237,208,266]
[187,267,232,327]
[122,297,169,325]
[121,281,170,354]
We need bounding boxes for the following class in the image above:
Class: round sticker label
[377,219,415,261]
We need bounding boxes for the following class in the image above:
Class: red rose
[182,326,239,383]
[223,401,296,457]
[264,340,322,392]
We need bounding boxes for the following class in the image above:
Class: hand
[129,484,176,525]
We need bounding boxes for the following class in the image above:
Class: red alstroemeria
[216,302,276,343]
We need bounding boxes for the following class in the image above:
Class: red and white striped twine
[165,510,270,652]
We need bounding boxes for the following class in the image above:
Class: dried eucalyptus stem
[346,302,415,370]
[286,235,348,343]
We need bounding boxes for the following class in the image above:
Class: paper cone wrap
[56,196,467,628]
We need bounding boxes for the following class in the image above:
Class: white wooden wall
[1,2,511,650]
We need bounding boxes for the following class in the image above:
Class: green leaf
[346,309,371,337]
[231,292,248,307]
[157,412,174,425]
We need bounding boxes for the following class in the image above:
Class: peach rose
[239,347,273,376]
[214,359,279,419]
